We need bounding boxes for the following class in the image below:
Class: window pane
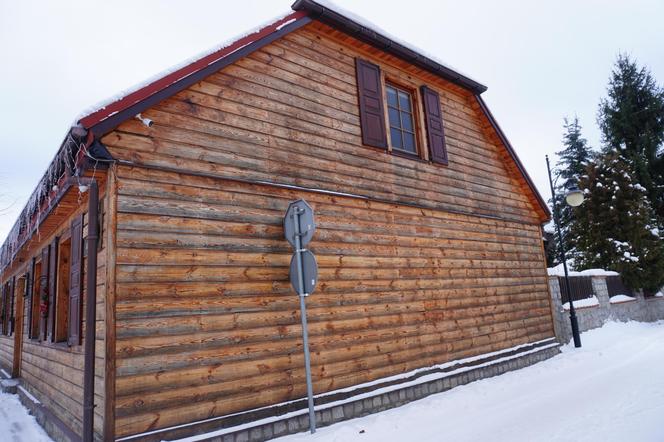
[390,128,403,149]
[401,112,414,132]
[388,107,401,128]
[398,91,411,111]
[386,86,398,107]
[403,132,416,153]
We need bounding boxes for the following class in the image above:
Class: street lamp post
[546,155,583,348]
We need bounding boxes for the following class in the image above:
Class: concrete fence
[549,275,664,343]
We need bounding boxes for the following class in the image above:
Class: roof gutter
[291,0,488,94]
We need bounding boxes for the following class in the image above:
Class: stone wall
[549,276,664,343]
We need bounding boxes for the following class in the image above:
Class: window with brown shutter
[68,214,84,346]
[47,237,59,342]
[355,59,449,165]
[421,86,448,165]
[356,58,388,149]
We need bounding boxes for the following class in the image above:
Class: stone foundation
[126,339,560,442]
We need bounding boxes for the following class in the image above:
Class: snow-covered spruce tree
[551,117,592,265]
[598,54,664,217]
[572,153,664,291]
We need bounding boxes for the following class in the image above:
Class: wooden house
[0,1,554,441]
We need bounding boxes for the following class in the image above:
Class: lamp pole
[546,155,582,348]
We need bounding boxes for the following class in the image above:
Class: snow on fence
[548,272,664,344]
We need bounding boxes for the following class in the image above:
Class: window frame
[378,74,429,162]
[385,82,420,157]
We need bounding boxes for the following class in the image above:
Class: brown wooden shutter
[26,258,35,339]
[47,237,59,342]
[9,276,15,335]
[3,282,9,336]
[68,214,84,346]
[4,283,8,336]
[39,246,50,341]
[421,86,448,165]
[1,283,6,335]
[4,283,9,336]
[356,58,388,149]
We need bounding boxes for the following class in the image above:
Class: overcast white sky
[1,0,663,242]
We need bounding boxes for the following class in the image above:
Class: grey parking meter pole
[292,205,316,434]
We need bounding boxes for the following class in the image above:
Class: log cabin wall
[101,22,553,438]
[0,182,109,441]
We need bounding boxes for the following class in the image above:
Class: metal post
[546,155,581,348]
[293,207,316,433]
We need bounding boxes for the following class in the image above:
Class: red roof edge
[475,95,551,222]
[79,10,308,131]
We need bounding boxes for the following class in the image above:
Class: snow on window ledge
[562,295,599,311]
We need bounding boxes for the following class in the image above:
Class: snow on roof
[78,0,486,131]
[308,0,484,86]
[547,263,619,277]
[77,10,303,128]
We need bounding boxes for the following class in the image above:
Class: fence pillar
[591,276,610,310]
[548,276,569,343]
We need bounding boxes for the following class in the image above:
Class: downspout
[80,178,99,442]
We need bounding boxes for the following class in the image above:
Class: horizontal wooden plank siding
[112,165,552,436]
[102,23,552,438]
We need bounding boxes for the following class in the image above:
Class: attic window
[355,57,448,165]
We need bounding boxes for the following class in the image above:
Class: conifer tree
[597,54,664,216]
[550,117,591,265]
[572,153,664,291]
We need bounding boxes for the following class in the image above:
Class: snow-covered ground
[1,322,663,442]
[278,321,664,442]
[0,391,52,442]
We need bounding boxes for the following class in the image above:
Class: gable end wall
[101,22,554,438]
